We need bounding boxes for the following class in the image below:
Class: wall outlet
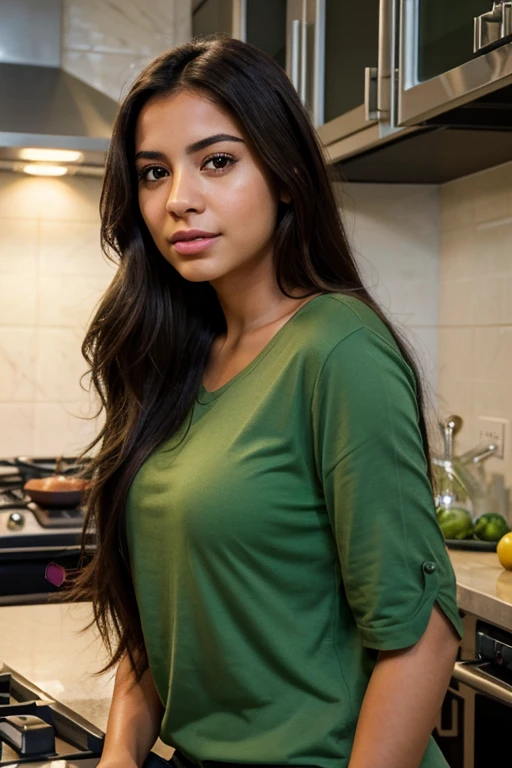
[477,417,508,460]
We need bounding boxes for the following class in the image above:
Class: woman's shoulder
[297,291,400,359]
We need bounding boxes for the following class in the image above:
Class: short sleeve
[312,325,464,651]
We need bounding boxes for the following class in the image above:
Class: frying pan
[23,475,90,508]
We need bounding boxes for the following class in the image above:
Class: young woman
[71,33,463,768]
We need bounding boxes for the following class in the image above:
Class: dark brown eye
[203,153,236,172]
[138,165,168,182]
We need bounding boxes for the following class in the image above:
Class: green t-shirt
[125,293,463,768]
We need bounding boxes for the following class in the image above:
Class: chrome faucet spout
[458,441,498,466]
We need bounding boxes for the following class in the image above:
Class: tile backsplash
[0,172,113,457]
[438,161,512,513]
[342,182,440,400]
[0,0,192,457]
[0,173,441,459]
[1,155,511,521]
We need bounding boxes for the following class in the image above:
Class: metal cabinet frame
[397,0,512,126]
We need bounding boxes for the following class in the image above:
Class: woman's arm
[348,604,460,768]
[98,653,165,768]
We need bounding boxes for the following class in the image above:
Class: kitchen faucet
[432,414,499,519]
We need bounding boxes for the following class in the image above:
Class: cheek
[138,192,167,238]
[224,175,278,238]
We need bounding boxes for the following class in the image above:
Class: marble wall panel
[0,220,38,273]
[0,273,38,326]
[34,401,103,455]
[343,182,440,394]
[0,328,37,402]
[438,160,512,497]
[62,0,192,102]
[0,403,35,455]
[39,221,114,277]
[38,275,109,328]
[62,49,153,102]
[63,0,180,56]
[0,172,108,456]
[0,0,194,454]
[35,327,90,403]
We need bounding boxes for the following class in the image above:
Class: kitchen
[1,0,512,766]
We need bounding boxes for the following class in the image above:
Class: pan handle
[15,457,86,478]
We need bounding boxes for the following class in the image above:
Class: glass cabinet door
[192,0,234,38]
[246,0,287,68]
[284,0,329,127]
[416,0,494,84]
[322,0,380,125]
[399,0,512,126]
[193,0,287,68]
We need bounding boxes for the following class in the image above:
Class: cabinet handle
[291,19,301,94]
[474,1,512,54]
[364,66,379,121]
[300,19,307,104]
[376,0,392,123]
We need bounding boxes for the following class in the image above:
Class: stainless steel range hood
[0,0,118,172]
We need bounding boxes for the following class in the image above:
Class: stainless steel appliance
[0,0,117,174]
[0,457,94,606]
[434,613,512,768]
[0,663,167,767]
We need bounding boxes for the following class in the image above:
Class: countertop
[447,548,512,631]
[0,601,174,761]
[0,551,511,752]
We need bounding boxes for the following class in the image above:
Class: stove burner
[0,664,168,766]
[0,468,86,529]
[0,664,103,764]
[29,503,85,529]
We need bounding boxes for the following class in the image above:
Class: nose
[165,168,204,218]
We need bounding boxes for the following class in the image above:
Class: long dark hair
[66,33,435,681]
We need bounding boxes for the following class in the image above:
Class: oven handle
[453,660,512,706]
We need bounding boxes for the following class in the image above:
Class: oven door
[398,0,512,126]
[445,659,512,768]
[0,546,93,606]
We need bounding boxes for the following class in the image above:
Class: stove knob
[7,511,25,530]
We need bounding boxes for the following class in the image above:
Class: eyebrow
[134,133,245,162]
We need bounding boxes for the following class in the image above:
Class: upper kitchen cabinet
[296,0,384,145]
[398,0,512,125]
[192,1,512,182]
[246,0,287,67]
[192,0,287,66]
[323,0,380,125]
[289,0,402,160]
[192,1,385,140]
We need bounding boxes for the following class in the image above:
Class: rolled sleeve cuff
[356,560,464,651]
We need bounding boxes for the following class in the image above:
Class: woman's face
[134,89,288,287]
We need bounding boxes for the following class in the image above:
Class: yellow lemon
[496,532,512,570]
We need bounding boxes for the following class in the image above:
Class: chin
[169,260,227,284]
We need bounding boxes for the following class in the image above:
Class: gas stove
[0,458,95,606]
[0,470,90,551]
[0,663,167,767]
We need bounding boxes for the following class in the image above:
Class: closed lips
[171,231,219,243]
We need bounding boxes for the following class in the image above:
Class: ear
[280,189,292,204]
